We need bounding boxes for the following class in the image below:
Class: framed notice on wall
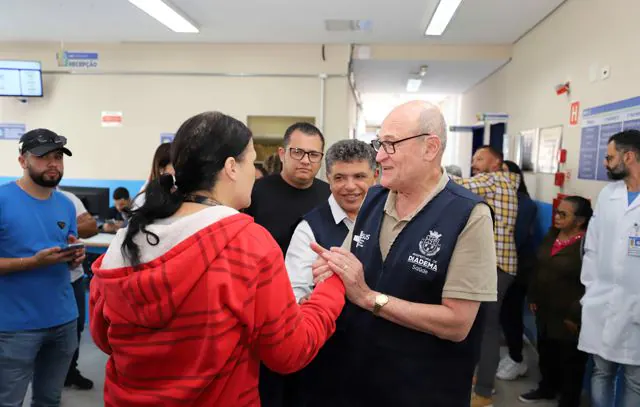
[519,128,539,172]
[536,126,563,174]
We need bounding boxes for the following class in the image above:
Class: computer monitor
[59,186,110,220]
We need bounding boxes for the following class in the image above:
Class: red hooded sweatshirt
[90,207,345,407]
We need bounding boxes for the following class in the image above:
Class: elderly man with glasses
[311,101,497,406]
[245,122,330,407]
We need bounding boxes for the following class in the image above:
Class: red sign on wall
[569,101,580,126]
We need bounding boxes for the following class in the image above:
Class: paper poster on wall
[578,96,640,181]
[536,126,563,174]
[502,133,511,161]
[160,133,175,144]
[0,123,26,140]
[519,128,538,172]
[101,111,123,127]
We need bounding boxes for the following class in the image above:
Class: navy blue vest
[303,199,349,250]
[337,181,488,407]
[299,199,351,407]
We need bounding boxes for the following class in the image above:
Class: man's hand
[102,221,124,234]
[310,242,334,283]
[32,247,76,268]
[313,244,373,309]
[67,235,86,269]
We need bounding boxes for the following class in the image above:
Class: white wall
[459,0,639,203]
[0,43,351,180]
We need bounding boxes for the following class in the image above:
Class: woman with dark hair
[89,112,345,407]
[520,196,593,406]
[496,160,538,380]
[131,142,175,209]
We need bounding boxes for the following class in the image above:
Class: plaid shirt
[452,172,520,275]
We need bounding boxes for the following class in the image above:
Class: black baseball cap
[19,129,72,157]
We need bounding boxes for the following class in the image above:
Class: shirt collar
[384,167,450,222]
[328,194,350,225]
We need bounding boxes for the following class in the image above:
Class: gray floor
[23,334,575,407]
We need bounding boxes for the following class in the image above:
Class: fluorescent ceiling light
[406,79,422,92]
[129,0,199,33]
[425,0,463,36]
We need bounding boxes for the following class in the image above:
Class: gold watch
[372,294,389,316]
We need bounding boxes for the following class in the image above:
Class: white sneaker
[496,356,527,381]
[497,356,511,371]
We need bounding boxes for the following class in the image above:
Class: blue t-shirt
[630,191,640,206]
[0,182,79,331]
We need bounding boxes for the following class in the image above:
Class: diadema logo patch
[408,230,442,275]
[419,230,442,257]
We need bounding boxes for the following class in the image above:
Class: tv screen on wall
[0,60,43,97]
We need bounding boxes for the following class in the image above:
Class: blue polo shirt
[0,182,79,331]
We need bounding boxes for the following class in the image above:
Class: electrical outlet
[601,65,611,80]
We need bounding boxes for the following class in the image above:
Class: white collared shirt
[285,195,354,302]
[58,189,89,283]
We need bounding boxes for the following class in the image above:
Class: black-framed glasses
[371,133,430,154]
[289,147,324,163]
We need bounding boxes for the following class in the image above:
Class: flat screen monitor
[59,186,110,220]
[0,60,43,97]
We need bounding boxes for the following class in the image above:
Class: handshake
[302,242,373,309]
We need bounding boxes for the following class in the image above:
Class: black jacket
[529,228,585,342]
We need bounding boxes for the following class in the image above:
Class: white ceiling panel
[0,0,566,44]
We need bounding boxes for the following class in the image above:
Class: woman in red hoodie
[90,111,346,407]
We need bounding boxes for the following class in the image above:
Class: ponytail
[121,174,184,266]
[120,111,253,267]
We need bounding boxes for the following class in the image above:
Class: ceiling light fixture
[425,0,463,36]
[406,78,422,93]
[128,0,199,33]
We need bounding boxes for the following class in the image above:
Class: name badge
[629,236,640,257]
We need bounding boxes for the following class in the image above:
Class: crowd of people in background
[0,103,639,407]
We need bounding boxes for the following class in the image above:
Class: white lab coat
[578,181,640,365]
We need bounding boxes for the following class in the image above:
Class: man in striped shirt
[451,145,520,407]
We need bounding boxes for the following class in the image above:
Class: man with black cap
[0,129,86,406]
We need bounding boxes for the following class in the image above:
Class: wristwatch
[372,294,389,316]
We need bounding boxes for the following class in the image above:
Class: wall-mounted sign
[0,123,26,140]
[578,96,640,181]
[57,51,99,69]
[101,111,123,127]
[569,101,580,126]
[160,133,175,143]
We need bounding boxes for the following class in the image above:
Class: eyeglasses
[20,134,67,153]
[35,134,66,145]
[289,147,323,163]
[370,133,431,154]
